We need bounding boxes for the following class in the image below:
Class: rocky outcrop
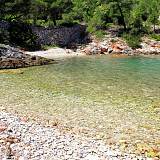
[0,44,53,69]
[81,35,160,55]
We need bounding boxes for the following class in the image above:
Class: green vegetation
[150,34,160,41]
[122,33,141,49]
[0,0,160,47]
[8,22,39,50]
[42,44,59,50]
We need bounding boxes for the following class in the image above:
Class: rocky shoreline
[24,36,160,62]
[0,112,150,160]
[81,36,160,56]
[0,34,160,69]
[0,44,54,69]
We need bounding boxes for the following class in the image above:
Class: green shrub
[122,33,141,49]
[110,39,118,43]
[8,22,40,51]
[41,44,58,50]
[87,25,105,40]
[149,34,160,41]
[94,30,105,40]
[58,13,78,27]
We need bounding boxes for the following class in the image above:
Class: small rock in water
[20,116,28,123]
[18,156,25,160]
[0,121,7,132]
[84,154,99,160]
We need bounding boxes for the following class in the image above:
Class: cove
[0,55,160,150]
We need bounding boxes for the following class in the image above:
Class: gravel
[0,112,149,160]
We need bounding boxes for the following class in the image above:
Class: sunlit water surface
[0,55,160,150]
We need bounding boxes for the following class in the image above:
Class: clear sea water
[0,55,160,149]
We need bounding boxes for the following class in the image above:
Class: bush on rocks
[122,33,142,49]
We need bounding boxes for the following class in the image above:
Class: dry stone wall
[0,21,87,47]
[31,25,87,46]
[0,21,10,30]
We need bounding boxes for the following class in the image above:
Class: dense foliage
[1,0,159,29]
[0,0,160,48]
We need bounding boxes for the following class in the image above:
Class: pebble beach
[0,112,150,160]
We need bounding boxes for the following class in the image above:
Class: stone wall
[31,25,87,47]
[0,21,87,47]
[0,21,10,30]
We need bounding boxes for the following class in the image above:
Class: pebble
[0,121,7,132]
[0,112,150,160]
[84,154,99,160]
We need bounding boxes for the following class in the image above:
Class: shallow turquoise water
[0,55,160,148]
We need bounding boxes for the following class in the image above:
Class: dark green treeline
[1,0,159,30]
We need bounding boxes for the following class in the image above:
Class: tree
[0,0,32,22]
[39,0,72,26]
[71,0,100,23]
[1,0,160,35]
[107,0,135,30]
[147,0,160,32]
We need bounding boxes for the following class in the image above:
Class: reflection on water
[0,55,160,148]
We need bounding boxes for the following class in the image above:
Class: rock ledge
[0,44,53,69]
